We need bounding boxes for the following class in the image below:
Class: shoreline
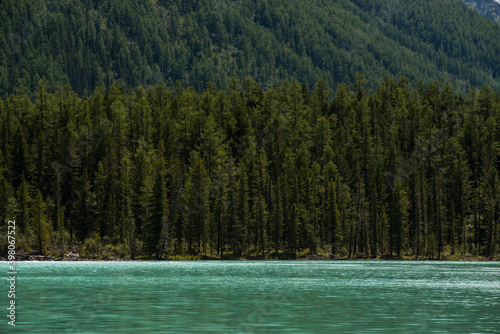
[1,252,497,262]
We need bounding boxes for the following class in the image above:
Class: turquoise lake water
[3,261,500,333]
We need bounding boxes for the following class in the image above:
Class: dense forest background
[1,0,500,98]
[1,0,500,260]
[1,76,499,260]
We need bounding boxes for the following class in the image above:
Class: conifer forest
[1,76,499,260]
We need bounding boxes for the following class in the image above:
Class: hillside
[460,0,500,23]
[1,0,500,96]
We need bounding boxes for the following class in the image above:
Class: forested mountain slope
[460,0,500,23]
[1,0,499,97]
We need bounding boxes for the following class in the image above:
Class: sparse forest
[1,76,499,260]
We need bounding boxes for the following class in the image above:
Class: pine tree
[325,175,340,255]
[148,156,169,257]
[51,162,66,253]
[11,128,30,189]
[481,167,500,259]
[16,173,31,234]
[445,138,472,257]
[0,148,13,226]
[236,162,249,256]
[131,139,154,250]
[254,191,268,259]
[32,190,49,254]
[183,151,209,255]
[73,168,94,241]
[390,180,409,257]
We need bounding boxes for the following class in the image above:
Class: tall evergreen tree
[32,190,49,254]
[390,180,409,257]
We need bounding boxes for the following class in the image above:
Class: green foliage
[390,180,409,257]
[183,151,210,254]
[1,76,499,259]
[1,0,500,98]
[31,189,49,254]
[81,233,103,259]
